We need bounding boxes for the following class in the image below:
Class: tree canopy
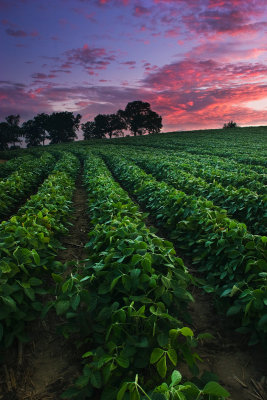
[46,112,81,144]
[22,113,49,147]
[124,101,162,136]
[0,115,21,150]
[0,100,163,148]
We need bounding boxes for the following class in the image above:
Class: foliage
[0,152,79,347]
[91,112,127,139]
[124,101,162,136]
[223,121,237,129]
[0,152,55,219]
[81,121,99,140]
[46,112,81,144]
[120,148,266,235]
[52,154,228,399]
[22,113,49,147]
[0,115,22,150]
[103,151,267,344]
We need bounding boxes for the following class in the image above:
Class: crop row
[0,155,35,179]
[53,153,229,400]
[119,145,266,193]
[131,136,266,167]
[118,147,266,235]
[102,152,267,344]
[0,152,79,348]
[0,152,56,220]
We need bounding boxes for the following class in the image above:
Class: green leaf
[117,356,130,368]
[150,348,164,364]
[130,254,143,266]
[130,269,141,279]
[156,354,167,378]
[82,351,93,358]
[117,382,129,400]
[1,295,17,311]
[31,249,40,265]
[130,387,140,400]
[51,273,63,283]
[71,294,80,311]
[90,370,102,389]
[24,287,35,300]
[153,383,168,393]
[28,277,42,286]
[55,300,70,315]
[202,381,230,397]
[13,247,32,264]
[171,370,182,386]
[167,349,177,366]
[62,279,73,293]
[226,304,241,316]
[179,327,194,337]
[110,275,122,290]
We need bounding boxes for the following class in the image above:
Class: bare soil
[0,160,7,164]
[187,287,267,400]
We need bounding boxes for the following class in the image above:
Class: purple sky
[1,0,267,132]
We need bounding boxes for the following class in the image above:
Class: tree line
[0,101,162,150]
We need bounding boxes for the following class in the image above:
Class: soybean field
[0,126,266,400]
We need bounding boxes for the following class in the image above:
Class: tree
[81,121,101,139]
[124,101,162,136]
[0,115,21,150]
[0,122,11,150]
[223,121,237,129]
[108,112,127,138]
[22,113,49,147]
[93,113,127,139]
[46,112,81,144]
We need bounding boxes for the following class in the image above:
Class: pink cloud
[64,44,116,74]
[134,5,150,17]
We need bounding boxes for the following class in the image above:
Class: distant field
[0,126,266,399]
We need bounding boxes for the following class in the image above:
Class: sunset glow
[1,0,267,131]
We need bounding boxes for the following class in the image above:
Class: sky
[1,0,267,133]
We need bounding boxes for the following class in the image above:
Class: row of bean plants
[122,144,266,192]
[53,153,229,400]
[0,152,56,220]
[0,152,79,348]
[149,149,265,192]
[136,136,266,167]
[119,147,266,235]
[0,155,34,179]
[121,136,266,169]
[102,152,267,345]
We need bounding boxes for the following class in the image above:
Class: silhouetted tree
[23,113,49,147]
[223,121,237,129]
[0,115,21,149]
[124,101,162,136]
[46,112,81,144]
[108,112,127,138]
[82,121,102,139]
[0,122,11,150]
[93,113,127,139]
